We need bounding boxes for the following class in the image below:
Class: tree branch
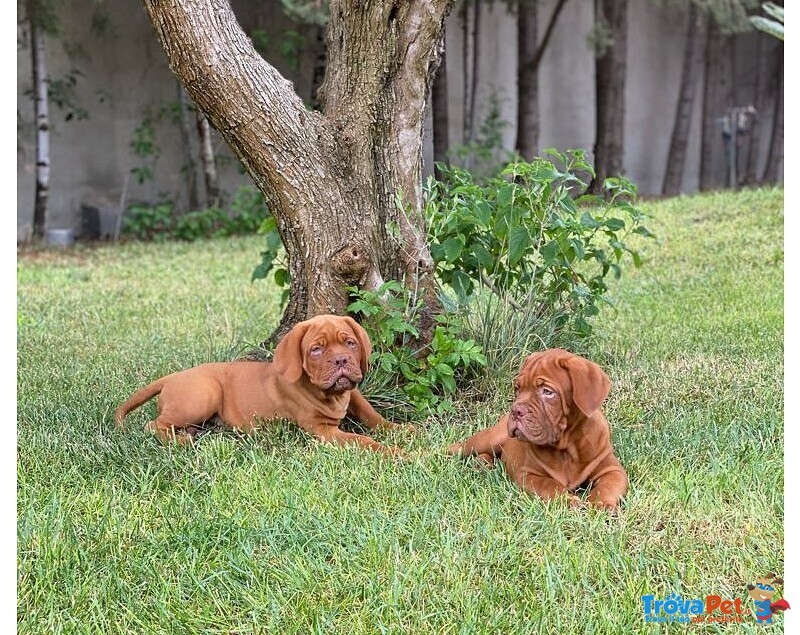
[141,0,332,217]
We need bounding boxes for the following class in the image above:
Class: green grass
[17,188,784,633]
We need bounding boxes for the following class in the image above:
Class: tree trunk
[29,0,50,240]
[761,55,783,184]
[662,4,706,196]
[142,0,453,342]
[589,0,627,194]
[515,0,568,160]
[699,21,731,191]
[460,2,470,145]
[515,0,538,160]
[176,82,200,210]
[432,24,449,173]
[742,34,768,187]
[195,108,220,208]
[467,0,480,147]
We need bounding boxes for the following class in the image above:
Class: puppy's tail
[114,378,168,426]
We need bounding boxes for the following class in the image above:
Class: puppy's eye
[309,344,324,357]
[345,339,358,350]
[541,387,555,398]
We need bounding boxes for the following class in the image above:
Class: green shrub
[347,281,487,415]
[122,202,173,242]
[229,185,270,234]
[122,186,270,242]
[425,149,656,338]
[249,150,654,405]
[173,207,233,240]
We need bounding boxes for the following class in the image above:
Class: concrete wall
[17,0,783,241]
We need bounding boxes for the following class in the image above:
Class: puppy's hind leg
[146,377,222,445]
[145,416,197,446]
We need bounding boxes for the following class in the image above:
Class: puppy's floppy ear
[272,320,311,383]
[342,316,372,374]
[561,354,611,417]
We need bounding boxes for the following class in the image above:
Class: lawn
[17,187,784,633]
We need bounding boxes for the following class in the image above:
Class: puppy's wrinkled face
[507,353,572,446]
[300,317,366,393]
[506,349,610,446]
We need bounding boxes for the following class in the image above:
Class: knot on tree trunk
[330,244,372,285]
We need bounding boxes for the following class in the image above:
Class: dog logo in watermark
[746,573,790,625]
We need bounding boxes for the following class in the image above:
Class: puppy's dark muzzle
[321,358,362,392]
[507,402,531,439]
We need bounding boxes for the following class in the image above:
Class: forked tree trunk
[142,0,452,341]
[29,0,50,240]
[515,0,568,160]
[589,0,627,194]
[662,4,706,196]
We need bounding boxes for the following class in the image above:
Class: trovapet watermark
[641,573,790,625]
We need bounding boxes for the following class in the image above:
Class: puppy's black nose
[331,355,350,368]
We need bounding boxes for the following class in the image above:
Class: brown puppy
[115,315,409,453]
[448,349,627,510]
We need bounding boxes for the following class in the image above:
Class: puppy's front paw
[379,421,416,434]
[383,445,408,459]
[567,493,587,509]
[446,442,464,456]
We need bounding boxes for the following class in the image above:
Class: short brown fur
[115,315,411,454]
[448,349,627,510]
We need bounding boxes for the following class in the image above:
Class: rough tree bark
[142,0,453,342]
[588,0,627,194]
[662,3,706,196]
[28,0,50,240]
[515,0,568,161]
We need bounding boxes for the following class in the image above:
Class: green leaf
[508,225,530,267]
[441,236,465,263]
[580,212,600,229]
[435,363,455,377]
[541,240,559,266]
[265,230,283,251]
[449,270,474,300]
[251,262,272,281]
[604,218,626,231]
[273,268,290,287]
[469,243,493,268]
[257,216,277,234]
